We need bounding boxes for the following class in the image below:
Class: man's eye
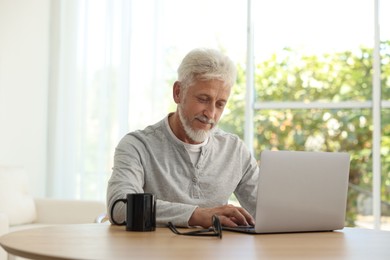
[216,102,226,108]
[198,97,208,103]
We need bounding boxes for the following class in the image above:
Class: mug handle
[110,198,127,225]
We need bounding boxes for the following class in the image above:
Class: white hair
[177,48,237,92]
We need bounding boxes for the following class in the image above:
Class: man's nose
[204,104,216,119]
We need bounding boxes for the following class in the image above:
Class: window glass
[382,44,390,100]
[253,0,374,102]
[380,0,390,229]
[247,0,379,228]
[382,109,390,229]
[380,0,390,100]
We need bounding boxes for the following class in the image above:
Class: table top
[1,224,390,260]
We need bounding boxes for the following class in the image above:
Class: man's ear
[173,81,181,104]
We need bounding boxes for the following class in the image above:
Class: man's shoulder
[119,119,167,145]
[209,129,251,158]
[142,118,166,135]
[211,128,243,144]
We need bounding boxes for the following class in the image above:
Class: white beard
[177,105,214,143]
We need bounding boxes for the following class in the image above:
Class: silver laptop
[224,150,350,234]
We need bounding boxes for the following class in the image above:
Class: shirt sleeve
[155,200,197,227]
[234,151,259,218]
[106,134,197,227]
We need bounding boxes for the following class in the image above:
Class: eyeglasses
[167,215,222,239]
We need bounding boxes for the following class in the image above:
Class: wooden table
[1,224,390,259]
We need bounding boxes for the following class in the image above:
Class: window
[246,0,389,229]
[50,0,389,230]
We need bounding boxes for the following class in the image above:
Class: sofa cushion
[0,166,36,225]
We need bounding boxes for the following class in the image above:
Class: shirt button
[192,177,198,183]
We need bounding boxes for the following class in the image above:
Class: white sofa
[0,166,106,260]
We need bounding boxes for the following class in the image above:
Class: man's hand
[188,204,255,228]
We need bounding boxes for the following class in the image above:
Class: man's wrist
[188,207,203,227]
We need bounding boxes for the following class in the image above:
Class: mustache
[195,115,215,125]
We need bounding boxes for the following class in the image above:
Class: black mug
[111,193,156,231]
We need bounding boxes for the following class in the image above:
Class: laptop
[224,150,350,234]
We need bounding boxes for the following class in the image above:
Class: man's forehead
[191,86,231,101]
[189,80,230,92]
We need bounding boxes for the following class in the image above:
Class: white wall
[0,0,50,197]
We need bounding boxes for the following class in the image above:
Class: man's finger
[215,206,250,226]
[218,215,239,227]
[237,207,255,225]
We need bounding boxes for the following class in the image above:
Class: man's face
[176,79,231,143]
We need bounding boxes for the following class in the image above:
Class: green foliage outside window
[220,41,390,226]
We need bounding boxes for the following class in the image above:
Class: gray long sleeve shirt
[107,115,259,227]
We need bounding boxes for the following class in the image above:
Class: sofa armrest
[0,212,9,236]
[0,212,9,260]
[34,198,106,224]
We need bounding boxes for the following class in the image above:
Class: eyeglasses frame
[167,215,222,239]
